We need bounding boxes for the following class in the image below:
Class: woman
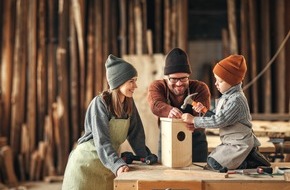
[62,54,151,190]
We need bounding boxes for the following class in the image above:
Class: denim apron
[62,118,130,190]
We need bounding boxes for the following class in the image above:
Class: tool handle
[191,101,208,113]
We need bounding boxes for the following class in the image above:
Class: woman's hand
[117,165,129,176]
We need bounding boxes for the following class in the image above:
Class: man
[147,47,211,162]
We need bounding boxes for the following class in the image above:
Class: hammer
[181,93,208,113]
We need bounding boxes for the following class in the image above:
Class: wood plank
[248,0,258,113]
[240,0,250,99]
[134,0,143,55]
[177,0,188,51]
[227,0,238,54]
[261,0,272,113]
[274,0,286,113]
[95,0,104,94]
[164,0,170,52]
[69,2,81,143]
[154,0,162,52]
[27,0,37,153]
[10,0,28,155]
[0,0,13,138]
[37,0,47,142]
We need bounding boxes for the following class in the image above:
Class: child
[181,55,270,170]
[62,55,152,190]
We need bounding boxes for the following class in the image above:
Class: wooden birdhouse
[160,118,192,168]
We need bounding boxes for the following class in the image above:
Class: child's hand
[181,113,194,124]
[185,124,195,132]
[192,102,205,113]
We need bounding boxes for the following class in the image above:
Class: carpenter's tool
[192,163,228,173]
[181,93,215,116]
[121,151,158,165]
[181,93,208,113]
[227,166,273,177]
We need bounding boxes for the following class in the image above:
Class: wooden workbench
[114,163,290,190]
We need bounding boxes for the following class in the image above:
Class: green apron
[62,118,130,190]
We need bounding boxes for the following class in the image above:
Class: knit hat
[164,48,192,75]
[213,55,247,86]
[105,54,137,90]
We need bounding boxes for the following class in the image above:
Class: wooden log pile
[0,0,188,186]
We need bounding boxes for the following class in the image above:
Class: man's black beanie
[164,48,192,75]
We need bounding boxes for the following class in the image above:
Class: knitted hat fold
[164,48,192,75]
[105,54,137,89]
[213,55,247,86]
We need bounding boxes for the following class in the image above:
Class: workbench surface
[114,163,290,190]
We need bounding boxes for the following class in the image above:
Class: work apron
[62,118,130,190]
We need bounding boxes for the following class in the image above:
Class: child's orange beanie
[213,55,247,86]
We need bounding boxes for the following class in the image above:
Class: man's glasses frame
[168,76,189,83]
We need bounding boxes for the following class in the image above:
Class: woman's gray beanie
[105,54,137,90]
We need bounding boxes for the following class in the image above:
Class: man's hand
[168,107,183,118]
[117,165,129,176]
[181,113,194,124]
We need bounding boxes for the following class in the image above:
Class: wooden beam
[0,0,14,138]
[248,0,259,113]
[274,0,286,113]
[227,0,238,54]
[261,0,272,113]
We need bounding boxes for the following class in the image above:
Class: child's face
[214,74,232,94]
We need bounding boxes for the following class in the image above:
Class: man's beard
[171,84,188,96]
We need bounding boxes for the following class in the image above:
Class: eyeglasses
[168,76,189,83]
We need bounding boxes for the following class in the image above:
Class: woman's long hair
[102,88,133,118]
